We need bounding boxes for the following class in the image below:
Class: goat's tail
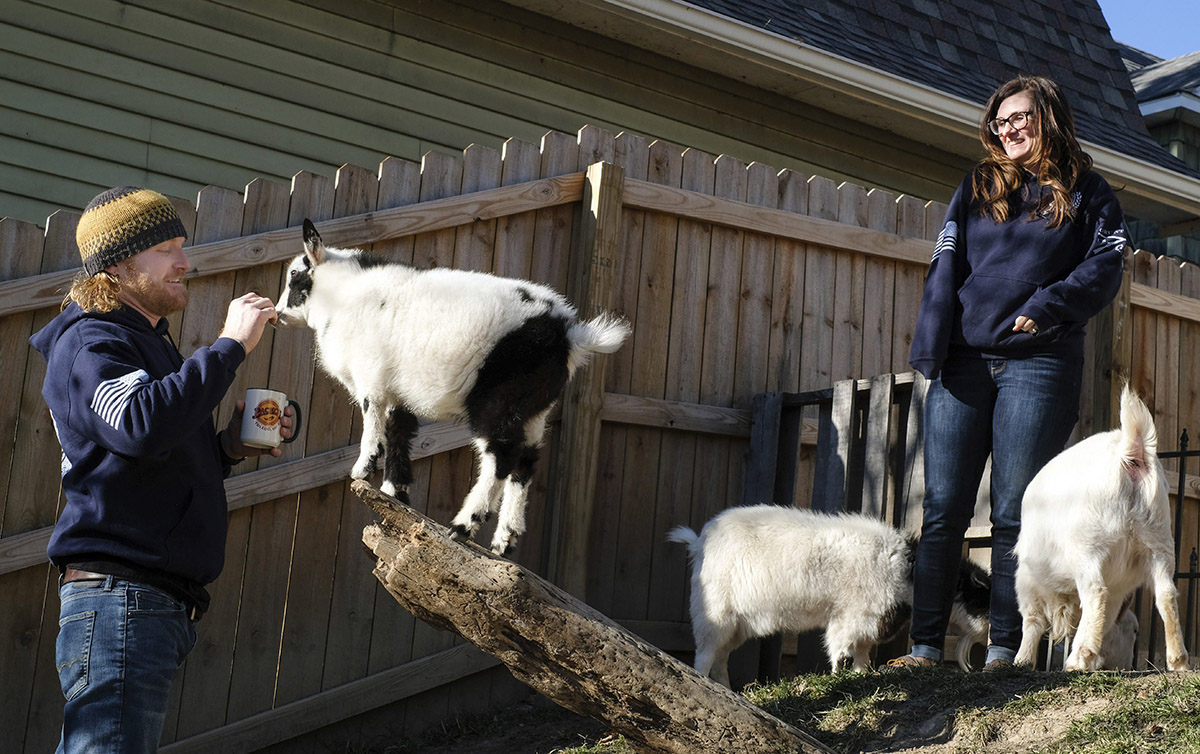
[666,525,700,554]
[1118,384,1158,483]
[566,313,633,373]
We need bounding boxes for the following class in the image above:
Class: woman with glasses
[886,75,1128,670]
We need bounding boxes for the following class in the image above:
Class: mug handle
[283,399,303,443]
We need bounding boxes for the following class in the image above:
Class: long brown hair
[63,270,123,313]
[973,75,1092,227]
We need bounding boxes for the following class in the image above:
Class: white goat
[1014,386,1189,672]
[668,504,991,685]
[277,219,631,555]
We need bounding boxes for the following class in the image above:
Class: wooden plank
[742,393,784,507]
[170,185,247,740]
[529,130,577,294]
[588,131,649,613]
[800,176,839,395]
[773,171,814,508]
[222,178,294,724]
[769,169,809,393]
[161,644,501,754]
[549,160,626,597]
[621,177,935,266]
[861,374,897,520]
[0,218,45,533]
[735,163,778,402]
[0,174,586,317]
[893,373,926,530]
[896,198,931,532]
[695,154,747,533]
[366,157,424,681]
[452,144,502,273]
[832,182,868,381]
[611,139,681,621]
[812,379,858,513]
[392,154,465,732]
[321,164,382,694]
[647,147,713,623]
[0,210,61,754]
[891,197,931,373]
[1129,250,1158,404]
[269,171,340,707]
[1130,280,1200,323]
[1155,258,1183,478]
[861,189,899,377]
[492,137,541,280]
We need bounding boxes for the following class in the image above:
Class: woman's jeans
[56,576,196,754]
[910,354,1082,663]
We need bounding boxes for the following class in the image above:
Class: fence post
[1092,267,1133,430]
[548,160,625,597]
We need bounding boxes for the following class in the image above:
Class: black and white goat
[668,504,991,685]
[1014,386,1189,672]
[277,219,631,555]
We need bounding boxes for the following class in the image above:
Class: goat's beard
[119,267,189,319]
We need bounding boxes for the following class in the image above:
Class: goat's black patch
[956,558,992,619]
[516,287,534,303]
[353,250,395,270]
[383,406,420,492]
[465,313,571,454]
[286,264,313,309]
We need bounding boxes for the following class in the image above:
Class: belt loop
[103,574,117,592]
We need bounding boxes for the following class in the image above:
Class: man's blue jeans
[909,355,1081,664]
[56,576,196,754]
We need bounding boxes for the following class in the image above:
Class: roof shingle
[684,0,1198,178]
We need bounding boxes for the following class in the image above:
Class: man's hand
[219,293,277,354]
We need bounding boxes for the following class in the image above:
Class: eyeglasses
[987,110,1034,135]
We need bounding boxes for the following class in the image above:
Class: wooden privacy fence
[3,124,1200,751]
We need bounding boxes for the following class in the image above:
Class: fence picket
[173,185,251,740]
[273,171,342,708]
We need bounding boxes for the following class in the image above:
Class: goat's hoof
[449,524,471,542]
[1169,653,1190,672]
[490,541,515,558]
[380,483,409,504]
[351,458,377,480]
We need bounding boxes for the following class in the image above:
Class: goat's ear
[302,218,326,265]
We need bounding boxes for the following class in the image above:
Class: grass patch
[551,667,1200,754]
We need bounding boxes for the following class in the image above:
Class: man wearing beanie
[30,186,295,754]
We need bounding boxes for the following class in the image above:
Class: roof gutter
[506,0,1200,223]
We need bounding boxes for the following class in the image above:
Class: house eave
[504,0,1200,226]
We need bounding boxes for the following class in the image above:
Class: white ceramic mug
[241,388,302,449]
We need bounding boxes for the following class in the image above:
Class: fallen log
[353,480,833,754]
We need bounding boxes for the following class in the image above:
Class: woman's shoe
[881,654,938,670]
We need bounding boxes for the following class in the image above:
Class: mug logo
[254,399,282,427]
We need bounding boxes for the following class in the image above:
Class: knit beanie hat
[76,186,188,276]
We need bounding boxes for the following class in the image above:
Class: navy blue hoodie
[909,169,1126,379]
[30,302,245,586]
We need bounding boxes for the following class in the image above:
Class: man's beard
[121,267,189,318]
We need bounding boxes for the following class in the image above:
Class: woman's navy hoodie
[30,302,245,587]
[909,169,1127,379]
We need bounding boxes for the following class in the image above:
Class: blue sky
[1096,0,1199,60]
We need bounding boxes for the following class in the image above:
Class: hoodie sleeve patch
[932,220,958,262]
[91,369,150,430]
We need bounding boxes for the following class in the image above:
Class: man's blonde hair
[64,270,123,313]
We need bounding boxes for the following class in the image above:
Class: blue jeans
[56,576,196,754]
[910,355,1081,664]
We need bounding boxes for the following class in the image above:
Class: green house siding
[2,0,971,227]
